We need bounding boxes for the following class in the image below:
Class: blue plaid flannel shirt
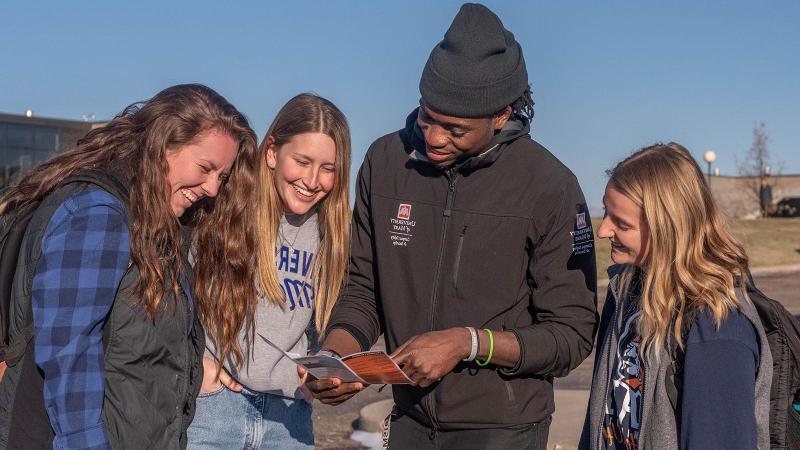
[32,189,130,450]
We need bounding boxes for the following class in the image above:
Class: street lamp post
[703,151,717,183]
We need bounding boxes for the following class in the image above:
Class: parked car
[775,197,800,217]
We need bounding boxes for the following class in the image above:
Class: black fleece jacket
[329,109,598,429]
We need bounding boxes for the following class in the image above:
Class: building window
[0,122,63,189]
[6,124,33,149]
[34,127,59,151]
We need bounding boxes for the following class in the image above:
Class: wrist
[461,328,470,360]
[460,327,478,361]
[477,329,489,358]
[475,329,495,367]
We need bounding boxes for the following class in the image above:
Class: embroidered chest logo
[397,204,412,220]
[389,203,416,247]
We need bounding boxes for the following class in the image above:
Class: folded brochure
[258,333,413,385]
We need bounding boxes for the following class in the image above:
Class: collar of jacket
[61,167,132,215]
[69,167,130,199]
[606,264,631,300]
[606,265,648,316]
[404,107,531,174]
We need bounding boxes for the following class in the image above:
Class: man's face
[416,102,510,168]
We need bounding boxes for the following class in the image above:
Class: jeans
[187,386,314,449]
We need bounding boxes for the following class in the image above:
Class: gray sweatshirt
[207,212,319,399]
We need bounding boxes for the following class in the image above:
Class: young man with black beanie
[306,3,597,448]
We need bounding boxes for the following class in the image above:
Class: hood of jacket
[404,107,531,173]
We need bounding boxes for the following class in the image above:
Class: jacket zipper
[598,291,620,449]
[452,225,467,291]
[423,169,458,437]
[176,273,192,434]
[599,280,650,448]
[638,354,648,445]
[637,306,661,446]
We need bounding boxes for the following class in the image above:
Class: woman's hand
[201,356,242,393]
[298,366,313,403]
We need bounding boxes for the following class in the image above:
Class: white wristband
[463,327,479,362]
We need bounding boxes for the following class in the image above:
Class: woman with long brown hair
[580,143,772,449]
[0,84,260,449]
[188,93,351,449]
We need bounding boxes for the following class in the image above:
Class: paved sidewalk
[313,384,391,449]
[549,390,589,450]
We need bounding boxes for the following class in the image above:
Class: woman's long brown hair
[0,84,260,367]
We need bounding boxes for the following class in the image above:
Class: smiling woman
[0,84,260,449]
[597,183,649,266]
[188,93,352,450]
[582,143,771,449]
[265,131,336,215]
[165,129,238,217]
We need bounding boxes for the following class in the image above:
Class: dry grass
[591,218,800,278]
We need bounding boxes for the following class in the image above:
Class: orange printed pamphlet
[258,333,413,385]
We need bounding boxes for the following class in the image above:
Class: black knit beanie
[419,3,528,118]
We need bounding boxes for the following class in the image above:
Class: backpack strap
[0,203,40,365]
[665,306,700,415]
[738,273,800,447]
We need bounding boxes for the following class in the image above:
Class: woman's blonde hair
[609,143,749,357]
[256,93,351,335]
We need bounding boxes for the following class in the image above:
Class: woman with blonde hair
[188,93,351,449]
[580,143,772,449]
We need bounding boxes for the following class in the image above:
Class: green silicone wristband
[475,329,494,367]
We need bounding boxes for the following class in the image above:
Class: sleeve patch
[571,211,594,256]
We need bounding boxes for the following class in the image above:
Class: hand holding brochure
[258,334,413,385]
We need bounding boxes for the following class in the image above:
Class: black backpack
[667,276,800,449]
[0,200,38,367]
[0,172,128,449]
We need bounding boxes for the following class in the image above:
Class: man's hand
[299,366,366,405]
[201,356,242,393]
[391,328,470,388]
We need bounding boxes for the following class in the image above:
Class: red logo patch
[397,204,412,220]
[576,212,587,229]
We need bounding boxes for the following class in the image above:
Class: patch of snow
[350,430,382,449]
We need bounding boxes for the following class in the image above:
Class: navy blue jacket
[681,308,759,449]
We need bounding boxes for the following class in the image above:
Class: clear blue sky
[2,1,798,214]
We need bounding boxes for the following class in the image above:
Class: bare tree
[737,122,782,217]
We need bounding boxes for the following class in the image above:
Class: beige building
[0,112,106,189]
[709,174,800,218]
